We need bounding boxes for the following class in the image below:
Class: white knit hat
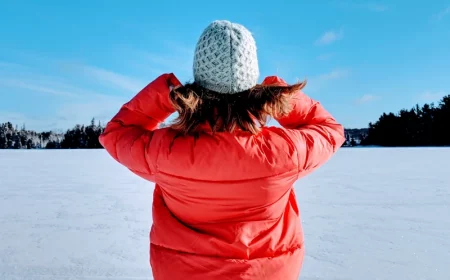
[193,20,259,94]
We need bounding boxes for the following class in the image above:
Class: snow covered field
[0,149,449,280]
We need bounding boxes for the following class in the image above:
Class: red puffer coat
[100,73,345,280]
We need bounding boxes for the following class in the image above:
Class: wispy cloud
[119,42,194,82]
[433,6,450,20]
[144,53,190,72]
[75,65,144,93]
[140,50,193,80]
[0,93,123,132]
[305,69,350,93]
[0,42,193,131]
[0,86,124,131]
[317,53,334,61]
[0,61,27,69]
[355,94,381,105]
[315,29,344,46]
[55,95,123,129]
[0,112,47,130]
[0,64,112,99]
[365,3,388,12]
[0,60,131,131]
[335,2,388,13]
[0,78,78,98]
[418,91,448,103]
[316,69,350,81]
[162,40,194,56]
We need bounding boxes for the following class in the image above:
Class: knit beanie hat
[193,20,259,94]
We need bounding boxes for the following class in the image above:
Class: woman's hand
[170,84,182,92]
[261,76,288,87]
[168,73,182,91]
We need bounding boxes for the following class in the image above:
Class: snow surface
[0,148,449,280]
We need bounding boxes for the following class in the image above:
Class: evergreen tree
[26,139,35,149]
[0,124,6,149]
[12,132,22,149]
[363,95,450,146]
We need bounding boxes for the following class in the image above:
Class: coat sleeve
[99,73,182,181]
[263,76,346,178]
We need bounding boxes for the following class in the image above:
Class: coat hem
[150,243,304,261]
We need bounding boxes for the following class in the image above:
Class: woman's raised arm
[99,73,181,181]
[263,76,345,178]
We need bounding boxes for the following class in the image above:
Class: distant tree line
[58,118,104,149]
[343,128,368,147]
[0,122,63,149]
[0,118,104,149]
[361,95,450,146]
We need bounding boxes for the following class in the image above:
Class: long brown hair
[169,81,306,135]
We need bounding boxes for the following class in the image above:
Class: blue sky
[1,0,449,131]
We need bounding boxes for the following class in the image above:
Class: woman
[100,20,345,280]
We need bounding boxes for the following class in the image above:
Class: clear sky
[1,0,449,131]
